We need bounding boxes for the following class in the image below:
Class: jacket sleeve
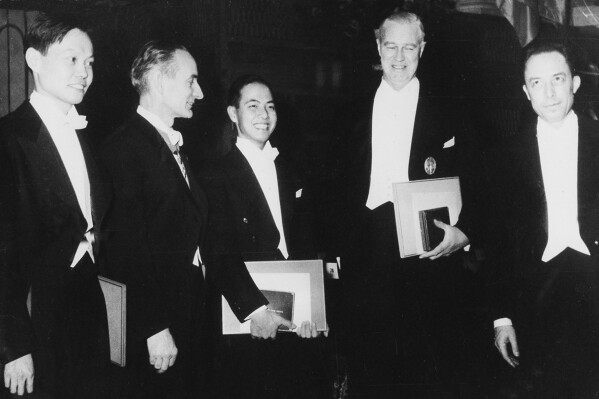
[101,137,169,340]
[0,136,37,364]
[202,166,268,322]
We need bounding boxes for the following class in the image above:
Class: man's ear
[376,39,382,57]
[227,105,238,124]
[419,41,426,58]
[522,84,531,101]
[573,75,581,94]
[150,69,163,96]
[25,48,41,73]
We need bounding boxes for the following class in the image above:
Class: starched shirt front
[30,91,94,268]
[367,77,420,210]
[537,111,590,262]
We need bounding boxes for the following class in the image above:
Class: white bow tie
[65,113,88,130]
[164,128,184,148]
[262,145,279,162]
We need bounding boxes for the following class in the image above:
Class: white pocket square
[443,137,455,148]
[295,189,303,198]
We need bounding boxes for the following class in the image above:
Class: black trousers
[505,248,599,399]
[209,333,328,399]
[2,253,112,399]
[341,203,468,398]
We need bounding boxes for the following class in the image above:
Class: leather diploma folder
[392,177,462,257]
[419,206,450,251]
[262,290,295,331]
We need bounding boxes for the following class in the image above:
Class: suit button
[595,240,598,246]
[251,235,256,243]
[243,218,249,224]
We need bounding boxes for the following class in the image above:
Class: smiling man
[488,41,599,397]
[319,9,482,396]
[202,74,327,399]
[101,41,207,399]
[0,12,111,398]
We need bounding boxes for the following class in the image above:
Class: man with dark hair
[203,73,327,399]
[489,40,599,397]
[321,9,480,397]
[0,12,111,398]
[101,40,206,399]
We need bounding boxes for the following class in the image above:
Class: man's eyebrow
[383,40,418,47]
[242,98,274,105]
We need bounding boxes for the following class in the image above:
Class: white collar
[30,91,87,129]
[137,105,183,147]
[236,137,279,162]
[378,76,420,100]
[537,110,577,140]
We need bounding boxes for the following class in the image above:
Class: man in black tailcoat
[489,41,599,398]
[0,12,111,399]
[321,10,481,397]
[101,41,207,399]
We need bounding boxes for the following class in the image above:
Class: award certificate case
[26,276,127,367]
[221,260,326,335]
[392,177,462,258]
[98,276,127,367]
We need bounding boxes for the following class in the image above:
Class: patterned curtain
[456,0,571,47]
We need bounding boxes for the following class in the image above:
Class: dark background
[2,0,599,172]
[2,1,599,396]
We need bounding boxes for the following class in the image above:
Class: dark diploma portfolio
[262,289,295,331]
[419,206,450,251]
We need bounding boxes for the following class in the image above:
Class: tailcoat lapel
[275,157,295,244]
[227,147,278,233]
[518,116,548,236]
[134,114,204,221]
[16,103,85,225]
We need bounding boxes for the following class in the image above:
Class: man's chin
[177,110,193,119]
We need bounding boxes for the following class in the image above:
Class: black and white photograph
[2,1,599,398]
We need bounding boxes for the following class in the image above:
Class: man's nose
[193,82,204,100]
[257,105,269,118]
[394,48,405,61]
[545,82,556,97]
[75,61,89,78]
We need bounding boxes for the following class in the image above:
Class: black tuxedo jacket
[486,112,599,321]
[101,113,208,351]
[323,85,480,250]
[0,102,110,364]
[203,146,308,321]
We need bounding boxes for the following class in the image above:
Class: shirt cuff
[493,318,513,328]
[245,305,267,321]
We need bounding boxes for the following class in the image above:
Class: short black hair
[24,12,89,56]
[523,41,576,81]
[130,40,189,95]
[227,74,273,108]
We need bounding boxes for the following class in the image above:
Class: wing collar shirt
[495,111,590,329]
[30,91,93,267]
[136,105,203,269]
[366,77,420,210]
[236,137,289,259]
[537,110,590,262]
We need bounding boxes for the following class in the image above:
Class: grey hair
[374,11,425,43]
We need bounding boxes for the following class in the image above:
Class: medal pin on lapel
[424,157,436,175]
